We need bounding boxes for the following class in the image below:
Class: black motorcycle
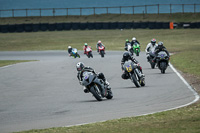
[123,60,145,87]
[155,51,170,74]
[81,71,113,101]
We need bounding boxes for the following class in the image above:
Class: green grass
[1,13,200,24]
[15,102,200,133]
[0,60,35,67]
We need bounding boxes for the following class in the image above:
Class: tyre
[140,77,145,86]
[106,89,113,99]
[160,62,166,74]
[150,60,155,69]
[90,84,103,101]
[136,50,139,56]
[100,50,104,57]
[130,73,141,87]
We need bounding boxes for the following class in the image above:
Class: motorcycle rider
[121,52,144,79]
[68,46,72,56]
[130,37,140,47]
[124,39,131,51]
[83,43,90,54]
[76,62,110,94]
[96,40,105,53]
[152,41,170,62]
[145,38,158,61]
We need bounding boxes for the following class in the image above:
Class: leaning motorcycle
[81,71,113,101]
[133,43,140,56]
[71,48,80,58]
[155,51,170,74]
[123,60,145,87]
[98,45,105,58]
[85,46,93,58]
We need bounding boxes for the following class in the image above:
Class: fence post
[40,8,41,17]
[158,4,159,14]
[107,7,108,15]
[120,6,121,15]
[194,4,196,13]
[80,8,82,16]
[132,6,134,15]
[0,10,1,18]
[182,4,184,14]
[93,7,95,16]
[53,8,55,17]
[12,9,14,17]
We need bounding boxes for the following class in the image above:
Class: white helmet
[98,40,101,43]
[76,62,85,71]
[68,46,71,49]
[132,37,136,41]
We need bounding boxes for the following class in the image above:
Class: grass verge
[0,60,36,67]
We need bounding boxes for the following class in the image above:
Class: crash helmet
[123,52,131,61]
[132,37,136,42]
[76,62,85,71]
[68,46,72,49]
[84,43,88,46]
[158,41,163,47]
[98,40,101,44]
[151,38,156,45]
[126,39,129,42]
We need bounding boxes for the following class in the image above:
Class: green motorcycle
[133,43,140,56]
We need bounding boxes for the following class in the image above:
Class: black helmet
[123,52,130,61]
[151,38,156,45]
[158,41,163,47]
[76,62,85,71]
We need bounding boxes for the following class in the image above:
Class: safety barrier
[0,22,200,33]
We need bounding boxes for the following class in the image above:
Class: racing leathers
[145,43,158,61]
[130,40,140,47]
[68,48,72,56]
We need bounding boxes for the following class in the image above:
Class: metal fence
[0,4,200,18]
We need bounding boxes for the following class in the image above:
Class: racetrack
[0,51,198,133]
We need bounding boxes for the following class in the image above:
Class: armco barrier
[1,22,200,33]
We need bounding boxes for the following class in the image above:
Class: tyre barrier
[1,22,200,33]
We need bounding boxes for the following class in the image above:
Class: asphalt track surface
[0,51,198,133]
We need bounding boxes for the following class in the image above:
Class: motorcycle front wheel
[90,84,103,101]
[130,73,141,88]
